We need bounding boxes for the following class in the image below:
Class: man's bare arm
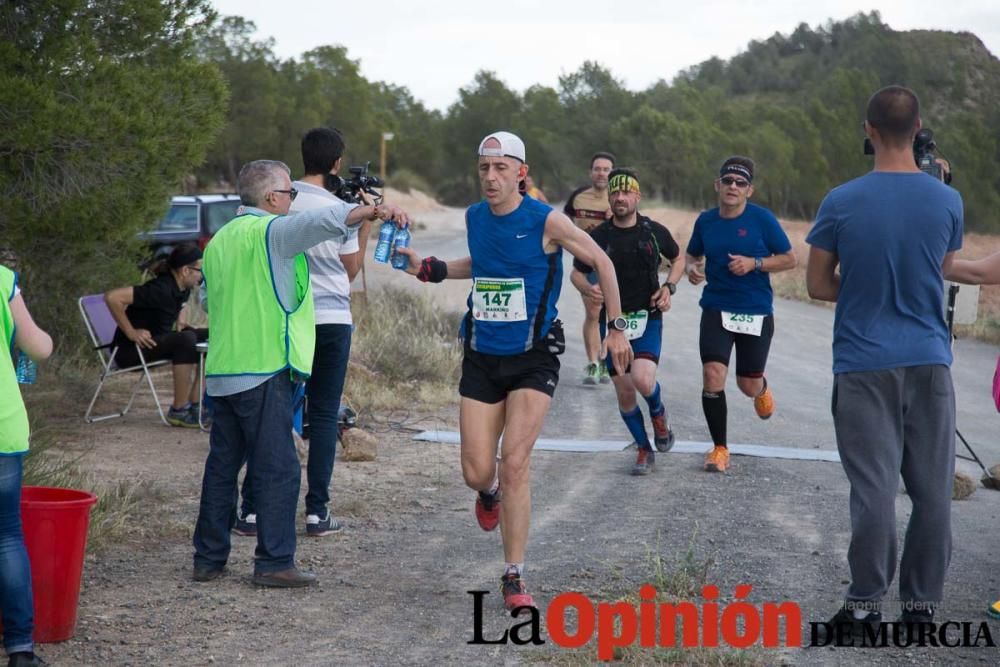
[685,254,706,285]
[393,248,472,280]
[543,211,622,319]
[665,254,686,286]
[543,210,633,375]
[945,250,1000,285]
[806,246,840,302]
[104,286,155,348]
[11,294,52,361]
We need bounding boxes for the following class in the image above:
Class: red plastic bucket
[20,486,98,643]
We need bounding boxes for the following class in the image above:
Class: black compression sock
[702,390,727,447]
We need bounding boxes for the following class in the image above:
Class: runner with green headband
[571,168,685,475]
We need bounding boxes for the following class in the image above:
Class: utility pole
[380,132,395,180]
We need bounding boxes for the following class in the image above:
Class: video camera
[325,161,384,204]
[913,129,952,183]
[863,127,952,184]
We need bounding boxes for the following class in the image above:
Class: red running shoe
[501,573,536,610]
[650,412,676,452]
[474,489,501,531]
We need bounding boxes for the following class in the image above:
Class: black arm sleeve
[652,222,680,261]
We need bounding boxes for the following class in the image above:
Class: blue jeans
[242,324,352,518]
[0,454,33,655]
[238,382,305,515]
[304,324,352,516]
[193,374,300,574]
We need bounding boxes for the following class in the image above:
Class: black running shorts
[698,308,774,378]
[459,347,561,404]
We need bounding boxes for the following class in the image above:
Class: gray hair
[237,160,291,206]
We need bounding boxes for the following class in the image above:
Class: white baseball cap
[477,131,526,163]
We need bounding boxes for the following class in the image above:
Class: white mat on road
[412,430,841,462]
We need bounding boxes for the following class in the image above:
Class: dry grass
[344,286,463,423]
[529,531,766,666]
[23,431,179,552]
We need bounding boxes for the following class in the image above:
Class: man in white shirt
[293,127,368,536]
[234,128,368,538]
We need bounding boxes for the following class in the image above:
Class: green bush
[0,1,228,355]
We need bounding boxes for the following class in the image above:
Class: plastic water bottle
[373,220,396,264]
[15,351,36,384]
[391,226,411,270]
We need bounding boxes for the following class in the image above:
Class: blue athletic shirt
[686,202,792,315]
[806,172,963,374]
[461,196,562,355]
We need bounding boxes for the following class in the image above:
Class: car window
[157,204,198,232]
[206,201,242,234]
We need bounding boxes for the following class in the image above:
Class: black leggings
[698,309,774,378]
[114,327,207,368]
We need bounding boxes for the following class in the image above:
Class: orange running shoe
[754,385,775,420]
[704,445,730,473]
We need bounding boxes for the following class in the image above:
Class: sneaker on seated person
[167,404,199,428]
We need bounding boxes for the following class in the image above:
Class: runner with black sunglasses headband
[685,156,797,473]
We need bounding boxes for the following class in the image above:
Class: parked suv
[142,194,242,261]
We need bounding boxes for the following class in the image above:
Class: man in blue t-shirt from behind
[806,85,963,641]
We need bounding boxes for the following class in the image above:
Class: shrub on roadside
[346,287,462,419]
[350,286,462,385]
[388,168,437,197]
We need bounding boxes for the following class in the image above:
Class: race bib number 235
[721,311,764,336]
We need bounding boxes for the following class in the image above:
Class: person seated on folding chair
[104,243,207,427]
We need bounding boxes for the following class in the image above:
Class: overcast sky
[210,0,1000,111]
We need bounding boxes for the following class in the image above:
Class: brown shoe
[192,566,225,582]
[252,567,317,588]
[704,445,730,473]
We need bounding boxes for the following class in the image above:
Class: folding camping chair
[78,294,171,425]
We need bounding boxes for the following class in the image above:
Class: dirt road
[38,202,1000,666]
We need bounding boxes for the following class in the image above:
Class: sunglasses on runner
[719,177,750,188]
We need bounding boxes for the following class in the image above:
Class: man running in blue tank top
[397,131,633,610]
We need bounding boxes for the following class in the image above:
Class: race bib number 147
[473,278,527,321]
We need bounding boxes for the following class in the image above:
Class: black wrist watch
[610,316,629,332]
[663,281,676,295]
